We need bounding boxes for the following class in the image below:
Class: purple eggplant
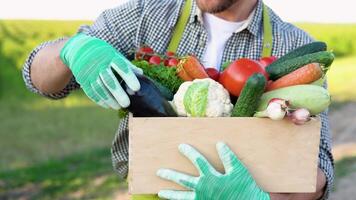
[121,74,177,117]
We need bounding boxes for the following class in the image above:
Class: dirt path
[329,102,356,199]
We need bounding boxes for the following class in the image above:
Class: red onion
[290,108,311,125]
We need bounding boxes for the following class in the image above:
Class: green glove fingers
[99,68,130,108]
[82,85,109,109]
[130,63,144,75]
[178,144,218,176]
[158,190,195,200]
[216,142,244,174]
[60,33,140,109]
[110,56,140,92]
[157,169,199,189]
[157,143,270,200]
[90,79,121,110]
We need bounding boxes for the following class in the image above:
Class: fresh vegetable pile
[124,41,334,124]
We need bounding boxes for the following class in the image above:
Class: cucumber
[257,85,331,115]
[266,51,335,80]
[274,41,327,64]
[232,73,267,117]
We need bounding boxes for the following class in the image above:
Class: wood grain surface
[129,117,321,194]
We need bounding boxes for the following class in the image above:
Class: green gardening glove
[157,142,270,200]
[60,33,143,109]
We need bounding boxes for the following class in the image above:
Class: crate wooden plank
[129,117,321,194]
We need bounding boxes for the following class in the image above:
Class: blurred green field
[296,23,356,57]
[0,20,126,199]
[0,20,356,199]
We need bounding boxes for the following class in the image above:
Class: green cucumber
[274,41,327,64]
[266,51,335,80]
[257,85,331,115]
[232,73,267,117]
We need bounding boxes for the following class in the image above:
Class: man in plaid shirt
[22,0,333,199]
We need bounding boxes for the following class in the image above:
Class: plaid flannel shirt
[22,0,334,198]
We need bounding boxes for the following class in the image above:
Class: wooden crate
[129,117,321,194]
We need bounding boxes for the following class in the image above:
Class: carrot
[267,63,323,91]
[177,66,193,81]
[178,56,209,80]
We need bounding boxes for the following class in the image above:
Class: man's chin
[196,0,237,14]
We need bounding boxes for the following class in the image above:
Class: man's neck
[213,0,258,22]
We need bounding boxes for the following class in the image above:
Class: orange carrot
[177,66,194,81]
[267,63,323,91]
[178,56,209,80]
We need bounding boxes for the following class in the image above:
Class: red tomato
[166,51,175,57]
[167,58,179,67]
[149,56,161,65]
[135,46,154,61]
[219,58,269,96]
[259,56,277,68]
[205,68,220,81]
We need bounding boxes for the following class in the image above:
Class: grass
[333,156,356,192]
[0,148,126,200]
[0,94,118,171]
[327,56,356,101]
[0,94,123,199]
[335,156,356,179]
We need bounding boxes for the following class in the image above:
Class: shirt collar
[246,0,264,36]
[190,0,264,36]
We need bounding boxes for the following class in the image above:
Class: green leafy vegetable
[183,81,209,117]
[131,60,184,93]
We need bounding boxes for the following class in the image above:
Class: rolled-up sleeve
[22,38,80,99]
[22,0,143,99]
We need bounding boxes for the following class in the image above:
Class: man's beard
[196,0,240,14]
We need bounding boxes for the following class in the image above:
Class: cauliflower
[173,78,233,117]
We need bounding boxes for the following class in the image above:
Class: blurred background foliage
[0,20,356,199]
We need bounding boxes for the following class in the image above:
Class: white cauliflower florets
[173,78,233,117]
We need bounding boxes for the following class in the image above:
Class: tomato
[135,46,154,61]
[149,56,161,65]
[205,67,220,81]
[259,56,277,68]
[167,58,179,67]
[166,51,175,57]
[219,58,268,96]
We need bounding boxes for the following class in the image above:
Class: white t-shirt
[202,11,255,71]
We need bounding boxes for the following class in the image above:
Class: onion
[266,102,287,120]
[254,98,289,120]
[290,108,311,125]
[269,98,290,109]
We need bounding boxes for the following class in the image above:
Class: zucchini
[257,85,331,115]
[274,41,327,64]
[266,51,335,80]
[232,73,267,117]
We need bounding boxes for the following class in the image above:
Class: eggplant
[146,77,174,101]
[120,74,177,117]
